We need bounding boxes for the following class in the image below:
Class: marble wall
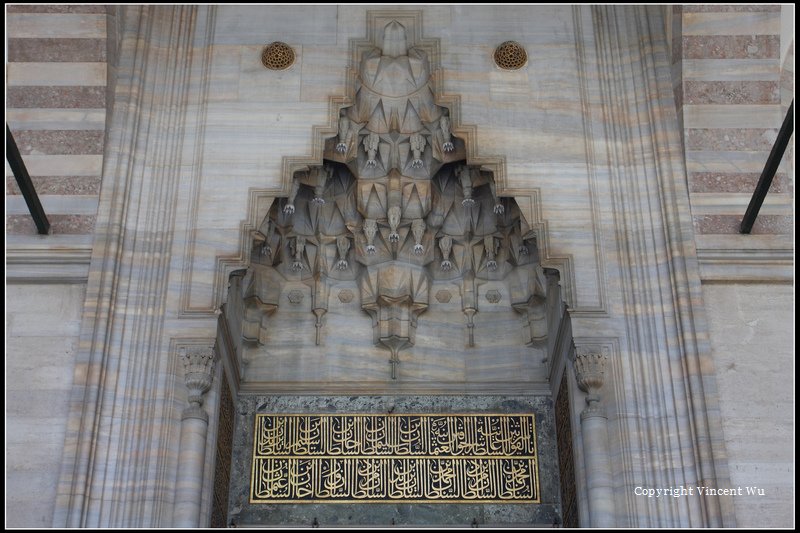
[5,284,86,527]
[670,6,794,527]
[702,283,794,528]
[6,4,115,284]
[6,5,108,239]
[672,5,793,281]
[6,6,110,527]
[779,40,794,185]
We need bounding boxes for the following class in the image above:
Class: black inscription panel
[250,414,539,503]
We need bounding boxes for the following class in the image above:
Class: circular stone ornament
[261,41,296,70]
[493,41,527,70]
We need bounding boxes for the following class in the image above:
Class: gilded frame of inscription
[250,414,540,504]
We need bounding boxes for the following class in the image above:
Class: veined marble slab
[7,13,107,39]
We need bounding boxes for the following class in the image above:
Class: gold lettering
[287,458,314,498]
[426,458,458,499]
[253,458,289,499]
[499,459,532,499]
[329,417,359,455]
[354,458,386,498]
[463,459,494,499]
[318,458,350,498]
[389,460,421,499]
[250,414,539,503]
[361,416,386,455]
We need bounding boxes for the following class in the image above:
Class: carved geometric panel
[435,289,452,303]
[338,289,354,303]
[287,289,304,305]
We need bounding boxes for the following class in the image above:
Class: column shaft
[173,412,209,527]
[581,411,614,527]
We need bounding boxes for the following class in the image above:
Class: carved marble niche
[225,19,558,387]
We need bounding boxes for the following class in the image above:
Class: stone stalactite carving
[336,113,352,154]
[241,265,279,346]
[363,218,378,253]
[439,235,453,271]
[363,132,380,168]
[511,262,549,346]
[439,115,454,152]
[240,20,550,379]
[336,235,350,270]
[291,237,306,272]
[410,133,426,168]
[312,276,329,346]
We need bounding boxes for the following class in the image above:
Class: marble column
[582,5,735,526]
[574,346,614,527]
[53,5,220,527]
[174,346,215,528]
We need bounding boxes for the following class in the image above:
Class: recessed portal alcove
[216,12,575,527]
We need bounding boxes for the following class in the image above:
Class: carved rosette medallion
[261,41,295,70]
[493,41,528,70]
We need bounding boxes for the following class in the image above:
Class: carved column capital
[175,344,215,526]
[574,345,609,419]
[180,346,215,420]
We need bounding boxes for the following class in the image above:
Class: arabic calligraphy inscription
[250,414,539,503]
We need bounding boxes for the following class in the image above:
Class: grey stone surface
[228,395,560,526]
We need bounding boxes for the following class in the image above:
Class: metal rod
[740,100,793,234]
[7,124,50,234]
